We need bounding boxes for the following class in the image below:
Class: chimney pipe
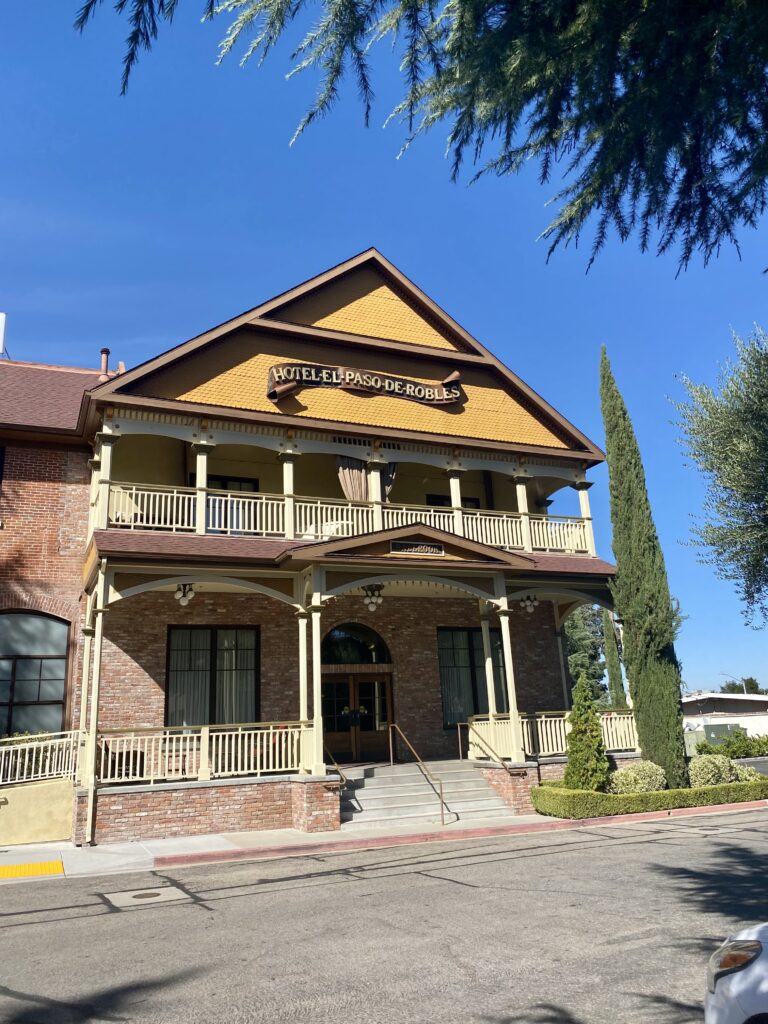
[98,348,110,382]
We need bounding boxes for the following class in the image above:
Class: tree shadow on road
[653,840,768,922]
[0,967,202,1023]
[483,991,702,1023]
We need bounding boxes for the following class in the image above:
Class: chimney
[98,347,110,382]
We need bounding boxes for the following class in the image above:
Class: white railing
[0,731,81,786]
[529,515,589,554]
[105,483,593,555]
[463,509,525,549]
[382,502,455,532]
[108,483,197,532]
[295,496,375,539]
[467,711,639,760]
[206,491,286,537]
[95,722,310,785]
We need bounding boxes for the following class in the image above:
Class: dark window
[322,623,391,665]
[437,627,507,727]
[167,627,260,726]
[0,612,68,736]
[206,475,259,492]
[426,493,481,509]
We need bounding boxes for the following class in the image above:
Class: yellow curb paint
[0,860,64,879]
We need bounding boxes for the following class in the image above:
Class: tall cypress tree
[602,608,627,709]
[599,348,687,788]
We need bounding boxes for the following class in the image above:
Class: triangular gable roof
[280,524,535,568]
[90,249,604,461]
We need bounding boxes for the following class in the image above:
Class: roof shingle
[0,361,101,432]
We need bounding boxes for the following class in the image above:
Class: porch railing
[466,711,638,760]
[95,721,311,786]
[104,482,593,556]
[0,730,81,786]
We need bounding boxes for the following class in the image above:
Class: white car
[706,923,768,1023]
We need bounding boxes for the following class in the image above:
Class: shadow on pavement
[484,991,702,1023]
[654,841,768,922]
[0,968,202,1023]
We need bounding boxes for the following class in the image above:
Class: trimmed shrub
[697,734,768,758]
[531,779,768,819]
[563,673,611,791]
[689,754,735,786]
[733,763,763,782]
[608,760,666,794]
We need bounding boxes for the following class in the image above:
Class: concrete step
[342,784,497,809]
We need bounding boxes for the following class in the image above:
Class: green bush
[531,779,768,819]
[608,760,666,794]
[733,763,763,782]
[689,754,736,786]
[696,734,768,758]
[563,673,611,791]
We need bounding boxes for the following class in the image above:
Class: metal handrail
[388,723,447,827]
[323,746,348,789]
[456,721,528,782]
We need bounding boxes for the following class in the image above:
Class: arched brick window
[0,612,69,736]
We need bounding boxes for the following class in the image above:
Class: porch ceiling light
[362,584,384,612]
[174,584,195,607]
[519,593,539,614]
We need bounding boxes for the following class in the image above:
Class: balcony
[101,482,594,555]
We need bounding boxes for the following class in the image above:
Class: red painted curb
[152,798,768,870]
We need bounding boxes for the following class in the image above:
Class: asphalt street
[1,809,767,1024]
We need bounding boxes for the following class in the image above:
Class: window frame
[436,626,507,728]
[0,610,69,737]
[165,624,261,727]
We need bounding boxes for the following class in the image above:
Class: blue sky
[1,3,766,691]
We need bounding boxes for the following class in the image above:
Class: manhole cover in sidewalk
[102,884,191,909]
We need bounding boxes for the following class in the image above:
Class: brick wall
[96,591,567,757]
[72,777,340,844]
[0,443,90,728]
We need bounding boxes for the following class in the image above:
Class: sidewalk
[2,798,766,883]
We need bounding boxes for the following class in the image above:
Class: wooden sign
[267,362,462,406]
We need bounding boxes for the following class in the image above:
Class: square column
[280,452,298,539]
[310,604,326,775]
[192,442,213,535]
[447,468,465,537]
[94,432,119,530]
[478,602,498,716]
[367,461,383,531]
[573,481,597,555]
[513,475,532,552]
[493,578,526,762]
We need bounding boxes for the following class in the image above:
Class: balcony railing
[466,711,638,761]
[104,482,592,555]
[0,731,81,786]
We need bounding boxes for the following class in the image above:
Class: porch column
[310,580,326,775]
[95,432,118,530]
[193,442,213,536]
[448,468,464,537]
[367,461,383,531]
[494,580,526,762]
[281,452,298,540]
[573,481,597,555]
[296,609,311,773]
[478,602,497,716]
[76,624,94,786]
[84,561,109,844]
[513,475,533,552]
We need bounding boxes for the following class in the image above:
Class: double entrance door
[322,674,392,762]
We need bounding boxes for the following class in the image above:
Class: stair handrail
[388,723,447,827]
[457,721,527,782]
[323,745,348,789]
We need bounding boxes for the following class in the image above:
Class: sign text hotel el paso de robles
[267,362,462,406]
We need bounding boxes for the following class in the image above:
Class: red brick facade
[93,590,567,757]
[72,777,340,844]
[0,443,90,729]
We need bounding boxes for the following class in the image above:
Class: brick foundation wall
[0,444,90,729]
[98,592,567,757]
[73,777,340,844]
[481,765,539,814]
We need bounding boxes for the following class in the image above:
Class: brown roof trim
[89,249,603,461]
[278,524,534,567]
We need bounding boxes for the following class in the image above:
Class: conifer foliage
[563,673,610,792]
[602,609,627,709]
[599,348,687,788]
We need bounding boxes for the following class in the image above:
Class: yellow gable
[267,266,463,351]
[126,330,571,449]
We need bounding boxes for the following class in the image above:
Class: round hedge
[608,760,666,794]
